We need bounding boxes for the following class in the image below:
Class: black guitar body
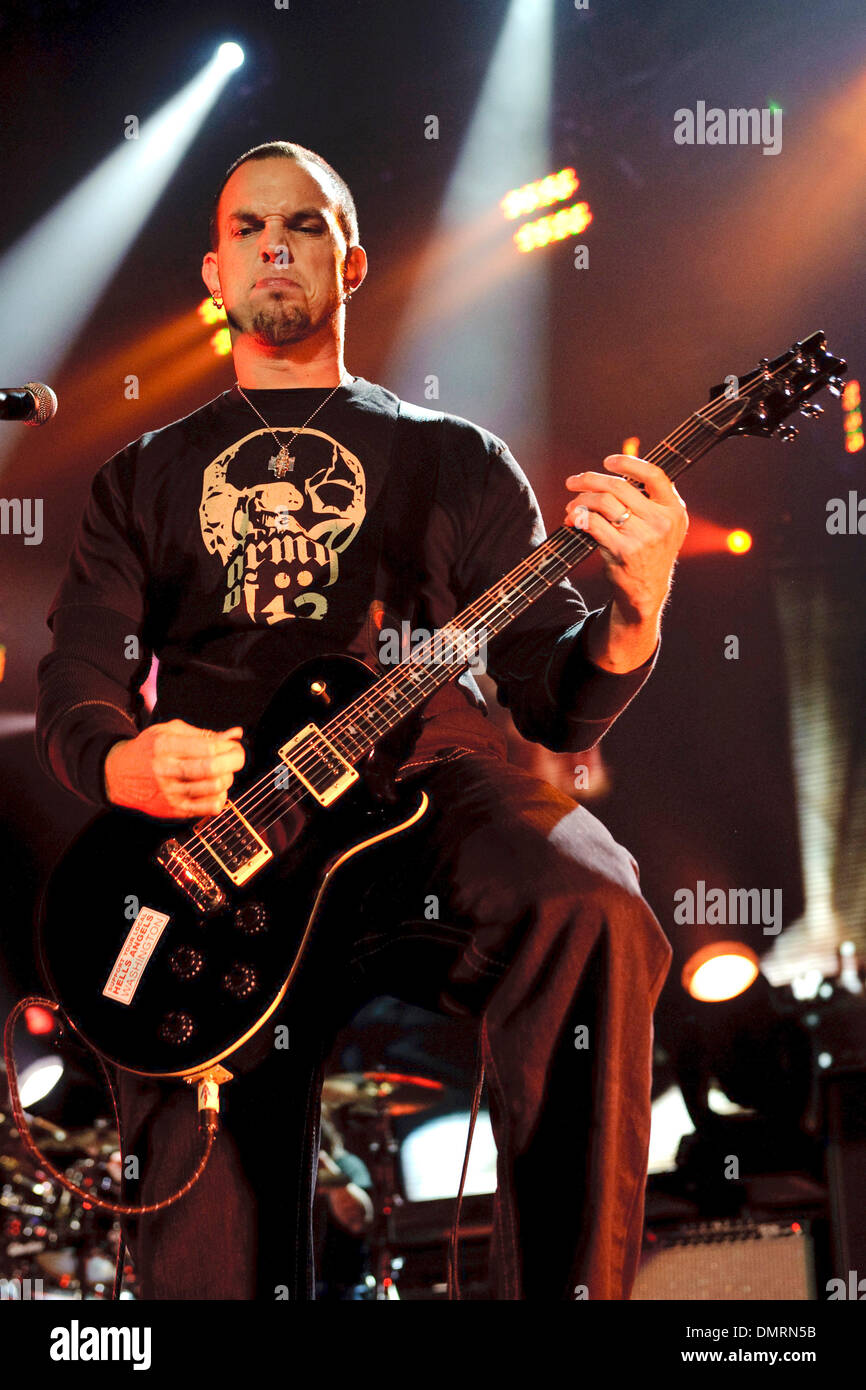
[36,656,429,1080]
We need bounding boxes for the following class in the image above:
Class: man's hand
[103,720,246,819]
[563,454,689,671]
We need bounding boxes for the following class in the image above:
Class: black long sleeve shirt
[35,376,659,806]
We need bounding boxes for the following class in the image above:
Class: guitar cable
[3,996,222,1296]
[446,1035,486,1301]
[7,994,490,1300]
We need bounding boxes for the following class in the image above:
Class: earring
[212,293,224,310]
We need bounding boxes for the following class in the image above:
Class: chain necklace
[235,374,353,479]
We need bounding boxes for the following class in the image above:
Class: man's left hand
[564,454,689,624]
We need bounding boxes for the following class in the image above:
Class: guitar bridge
[278,723,359,807]
[156,839,227,914]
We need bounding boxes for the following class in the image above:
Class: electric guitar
[37,332,846,1081]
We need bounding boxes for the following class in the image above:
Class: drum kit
[1,1065,445,1301]
[320,1069,445,1301]
[0,1105,132,1300]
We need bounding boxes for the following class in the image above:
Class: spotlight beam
[0,44,245,474]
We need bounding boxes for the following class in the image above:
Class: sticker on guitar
[102,907,171,1006]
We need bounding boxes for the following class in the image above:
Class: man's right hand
[103,720,246,819]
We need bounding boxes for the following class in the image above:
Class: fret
[693,408,724,434]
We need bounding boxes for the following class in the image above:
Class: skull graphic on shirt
[199,426,366,624]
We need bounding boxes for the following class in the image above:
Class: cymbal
[40,1125,118,1157]
[0,1109,68,1165]
[322,1071,444,1116]
[0,1109,117,1158]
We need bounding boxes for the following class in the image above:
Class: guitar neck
[320,395,736,762]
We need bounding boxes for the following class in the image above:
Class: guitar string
[170,352,821,874]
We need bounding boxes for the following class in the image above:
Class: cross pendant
[268,447,295,479]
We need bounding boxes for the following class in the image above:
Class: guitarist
[35,141,687,1300]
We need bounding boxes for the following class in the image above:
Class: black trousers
[115,750,672,1300]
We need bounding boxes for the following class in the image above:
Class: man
[35,141,686,1300]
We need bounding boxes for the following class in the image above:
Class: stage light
[726,528,752,554]
[500,167,579,221]
[0,45,246,472]
[513,200,592,254]
[216,43,245,72]
[842,378,863,452]
[681,940,760,1002]
[622,436,640,457]
[400,1111,497,1200]
[196,294,231,356]
[17,1056,65,1109]
[384,0,555,447]
[648,1085,694,1173]
[24,1005,56,1036]
[197,295,227,327]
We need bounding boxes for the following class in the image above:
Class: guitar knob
[158,1012,196,1045]
[309,678,332,705]
[168,945,204,980]
[775,424,798,442]
[222,963,259,999]
[233,901,269,935]
[800,403,824,419]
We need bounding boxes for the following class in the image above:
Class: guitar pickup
[278,724,359,808]
[192,801,273,888]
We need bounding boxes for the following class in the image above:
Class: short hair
[208,141,359,252]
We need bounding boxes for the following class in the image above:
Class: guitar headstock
[709,331,847,443]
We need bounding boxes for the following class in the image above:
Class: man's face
[203,158,358,347]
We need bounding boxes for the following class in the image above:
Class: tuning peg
[799,402,824,419]
[775,424,799,442]
[827,377,844,397]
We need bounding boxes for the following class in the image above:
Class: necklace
[235,374,352,479]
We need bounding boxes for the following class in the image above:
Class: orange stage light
[681,941,760,1002]
[622,437,640,457]
[24,1005,56,1035]
[500,168,579,221]
[514,201,593,253]
[842,378,863,453]
[197,296,227,327]
[726,529,753,554]
[210,327,232,357]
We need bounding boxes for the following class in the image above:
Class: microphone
[0,382,58,426]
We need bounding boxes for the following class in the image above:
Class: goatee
[226,293,340,347]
